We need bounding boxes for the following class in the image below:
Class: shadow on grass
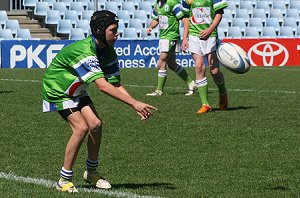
[212,106,255,112]
[265,185,290,191]
[78,182,176,190]
[0,91,13,94]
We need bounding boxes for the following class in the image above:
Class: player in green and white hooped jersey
[146,0,196,96]
[181,0,228,113]
[42,10,157,193]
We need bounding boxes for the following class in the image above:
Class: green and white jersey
[42,36,120,111]
[181,0,227,37]
[152,0,184,40]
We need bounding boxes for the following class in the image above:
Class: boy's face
[105,24,119,46]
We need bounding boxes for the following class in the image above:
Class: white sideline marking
[0,172,162,198]
[0,78,299,95]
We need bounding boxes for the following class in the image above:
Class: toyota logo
[248,41,289,66]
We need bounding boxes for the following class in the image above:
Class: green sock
[214,73,227,95]
[198,85,209,105]
[157,70,167,91]
[157,76,167,91]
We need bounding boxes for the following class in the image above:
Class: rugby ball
[217,42,250,74]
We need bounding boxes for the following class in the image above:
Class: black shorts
[58,96,93,120]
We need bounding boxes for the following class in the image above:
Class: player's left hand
[200,29,212,40]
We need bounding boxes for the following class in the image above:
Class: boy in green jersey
[42,10,157,192]
[146,0,196,96]
[181,0,228,113]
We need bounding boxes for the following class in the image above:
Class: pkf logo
[248,41,289,66]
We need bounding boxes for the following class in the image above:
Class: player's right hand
[182,39,189,53]
[133,101,157,120]
[147,28,152,36]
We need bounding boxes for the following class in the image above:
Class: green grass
[0,67,300,198]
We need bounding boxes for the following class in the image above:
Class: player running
[181,0,228,113]
[42,10,157,192]
[146,0,196,96]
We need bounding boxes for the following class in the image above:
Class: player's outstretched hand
[133,101,157,120]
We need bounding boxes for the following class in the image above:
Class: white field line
[0,78,299,95]
[0,172,163,198]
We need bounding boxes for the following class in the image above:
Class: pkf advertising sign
[0,39,196,68]
[222,38,300,66]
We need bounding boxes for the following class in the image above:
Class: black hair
[90,10,119,44]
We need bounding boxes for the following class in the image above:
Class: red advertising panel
[222,38,300,66]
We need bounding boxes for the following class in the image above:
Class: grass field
[0,66,300,198]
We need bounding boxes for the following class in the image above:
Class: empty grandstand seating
[1,0,298,40]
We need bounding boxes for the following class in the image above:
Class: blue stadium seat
[64,10,79,27]
[128,19,143,35]
[0,10,8,28]
[283,17,297,35]
[226,1,237,17]
[118,19,125,37]
[122,2,136,18]
[117,10,131,28]
[265,18,280,34]
[45,10,60,26]
[87,2,95,11]
[244,27,260,38]
[34,2,51,18]
[126,0,140,9]
[227,26,242,38]
[69,28,86,40]
[123,28,138,39]
[261,27,277,38]
[57,19,72,35]
[278,26,294,38]
[16,28,32,39]
[41,0,56,9]
[52,2,68,18]
[5,19,20,36]
[58,0,73,8]
[222,9,233,26]
[272,0,287,16]
[70,2,84,19]
[252,9,267,26]
[217,27,226,39]
[138,1,152,18]
[231,0,241,8]
[218,18,229,36]
[76,0,91,9]
[75,19,90,36]
[232,18,246,35]
[133,10,148,20]
[239,1,254,17]
[269,9,284,24]
[286,9,299,25]
[248,18,264,34]
[105,2,120,13]
[0,29,14,39]
[235,9,250,25]
[23,0,38,9]
[110,0,123,10]
[256,1,271,17]
[296,26,300,38]
[82,10,93,20]
[289,0,300,10]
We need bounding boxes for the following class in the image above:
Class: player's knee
[89,119,102,133]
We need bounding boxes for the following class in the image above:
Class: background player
[146,0,196,96]
[181,0,228,113]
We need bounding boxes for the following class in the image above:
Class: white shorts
[188,35,217,56]
[159,39,180,53]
